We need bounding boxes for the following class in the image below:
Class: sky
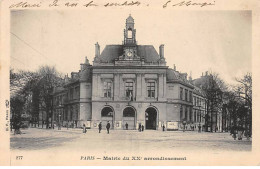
[10,10,252,85]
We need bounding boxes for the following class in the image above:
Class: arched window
[123,107,135,117]
[101,107,113,117]
[127,28,132,38]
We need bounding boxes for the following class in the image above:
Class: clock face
[127,51,132,57]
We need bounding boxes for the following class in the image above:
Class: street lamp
[58,113,61,130]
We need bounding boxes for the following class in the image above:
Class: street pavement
[10,127,252,153]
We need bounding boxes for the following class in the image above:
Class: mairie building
[49,15,208,131]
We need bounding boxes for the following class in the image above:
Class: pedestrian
[231,125,237,140]
[141,125,144,132]
[125,122,128,130]
[162,124,165,131]
[98,122,102,133]
[106,121,111,134]
[198,124,201,133]
[138,123,141,132]
[83,124,87,133]
[237,125,244,140]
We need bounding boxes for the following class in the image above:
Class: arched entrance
[101,106,114,129]
[123,107,136,130]
[145,107,157,130]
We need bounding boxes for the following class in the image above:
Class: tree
[10,66,64,130]
[223,73,252,137]
[200,72,226,132]
[234,73,252,137]
[10,69,38,132]
[36,66,64,129]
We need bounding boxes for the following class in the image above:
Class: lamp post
[58,113,61,130]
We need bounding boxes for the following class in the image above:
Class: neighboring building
[192,85,207,131]
[193,72,223,132]
[51,15,208,131]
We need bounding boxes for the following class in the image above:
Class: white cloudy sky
[11,10,251,85]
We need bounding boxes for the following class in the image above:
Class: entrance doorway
[123,107,136,130]
[101,106,114,129]
[145,107,157,130]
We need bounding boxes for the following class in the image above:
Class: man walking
[83,124,87,133]
[125,122,128,130]
[198,124,201,133]
[98,122,102,133]
[138,123,141,132]
[106,121,111,134]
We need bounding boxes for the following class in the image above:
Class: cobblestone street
[10,128,251,153]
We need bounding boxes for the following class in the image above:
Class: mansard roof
[166,68,194,88]
[97,45,160,63]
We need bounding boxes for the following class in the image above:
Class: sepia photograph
[0,0,259,165]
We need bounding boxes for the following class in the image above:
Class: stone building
[51,15,207,131]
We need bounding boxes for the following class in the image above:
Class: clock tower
[121,15,140,61]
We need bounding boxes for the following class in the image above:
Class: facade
[51,15,207,131]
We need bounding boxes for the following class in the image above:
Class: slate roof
[192,76,210,88]
[97,45,160,63]
[166,68,193,87]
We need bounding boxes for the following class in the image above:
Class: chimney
[189,71,192,81]
[205,71,208,76]
[85,56,90,65]
[173,64,176,71]
[180,73,187,80]
[95,42,100,57]
[64,74,69,83]
[159,44,164,58]
[71,72,78,79]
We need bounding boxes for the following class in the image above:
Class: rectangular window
[180,87,183,100]
[189,91,192,102]
[125,81,133,100]
[75,86,80,99]
[185,89,188,101]
[185,106,188,120]
[147,82,155,98]
[194,110,197,122]
[197,110,200,123]
[190,107,192,121]
[70,89,73,99]
[180,105,183,121]
[199,110,202,122]
[103,81,112,98]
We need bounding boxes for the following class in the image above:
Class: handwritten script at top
[9,0,216,9]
